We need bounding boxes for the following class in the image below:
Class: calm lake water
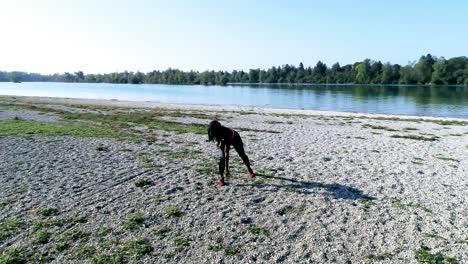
[0,82,467,118]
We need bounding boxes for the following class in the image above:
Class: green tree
[445,56,467,84]
[248,69,260,83]
[414,54,435,84]
[130,71,144,84]
[9,71,23,83]
[399,62,417,84]
[354,59,371,84]
[431,58,448,84]
[464,65,468,85]
[75,71,85,82]
[0,71,7,81]
[312,61,327,82]
[380,63,400,84]
[368,61,382,83]
[380,63,393,84]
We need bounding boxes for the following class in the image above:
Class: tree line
[1,55,467,85]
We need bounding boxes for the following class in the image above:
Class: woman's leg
[232,137,254,176]
[218,143,230,185]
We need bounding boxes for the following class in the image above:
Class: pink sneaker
[217,181,225,187]
[248,170,255,178]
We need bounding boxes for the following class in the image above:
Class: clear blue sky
[1,0,466,74]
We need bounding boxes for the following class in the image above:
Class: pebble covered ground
[0,97,467,263]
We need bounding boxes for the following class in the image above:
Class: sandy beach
[0,95,467,263]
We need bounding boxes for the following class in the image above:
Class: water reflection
[240,84,467,106]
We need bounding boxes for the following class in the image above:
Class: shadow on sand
[237,174,376,201]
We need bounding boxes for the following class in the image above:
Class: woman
[207,120,255,186]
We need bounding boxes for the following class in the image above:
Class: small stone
[240,217,253,224]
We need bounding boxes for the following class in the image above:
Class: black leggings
[219,133,251,176]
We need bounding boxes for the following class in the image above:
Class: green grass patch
[122,212,145,230]
[359,196,375,204]
[250,177,270,185]
[0,218,23,241]
[122,237,153,258]
[414,246,458,264]
[455,239,468,245]
[0,119,132,140]
[151,108,222,120]
[195,160,218,175]
[0,103,65,114]
[0,246,27,264]
[224,246,241,256]
[362,124,398,131]
[172,237,190,251]
[153,225,171,237]
[70,215,88,223]
[184,141,199,147]
[134,178,153,188]
[32,219,66,231]
[31,215,87,231]
[144,134,158,145]
[207,244,240,255]
[163,207,183,218]
[91,253,124,264]
[433,155,460,162]
[0,200,13,211]
[64,111,208,135]
[29,249,52,263]
[390,134,439,141]
[55,228,90,252]
[33,230,49,244]
[207,244,224,252]
[153,194,162,205]
[35,207,59,217]
[0,105,211,140]
[73,244,96,260]
[10,186,28,195]
[391,199,432,213]
[285,186,301,193]
[97,226,113,237]
[136,152,157,168]
[268,112,310,119]
[0,104,19,110]
[245,225,270,237]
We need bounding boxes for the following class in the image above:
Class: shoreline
[2,94,467,122]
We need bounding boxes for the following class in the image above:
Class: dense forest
[1,55,467,85]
